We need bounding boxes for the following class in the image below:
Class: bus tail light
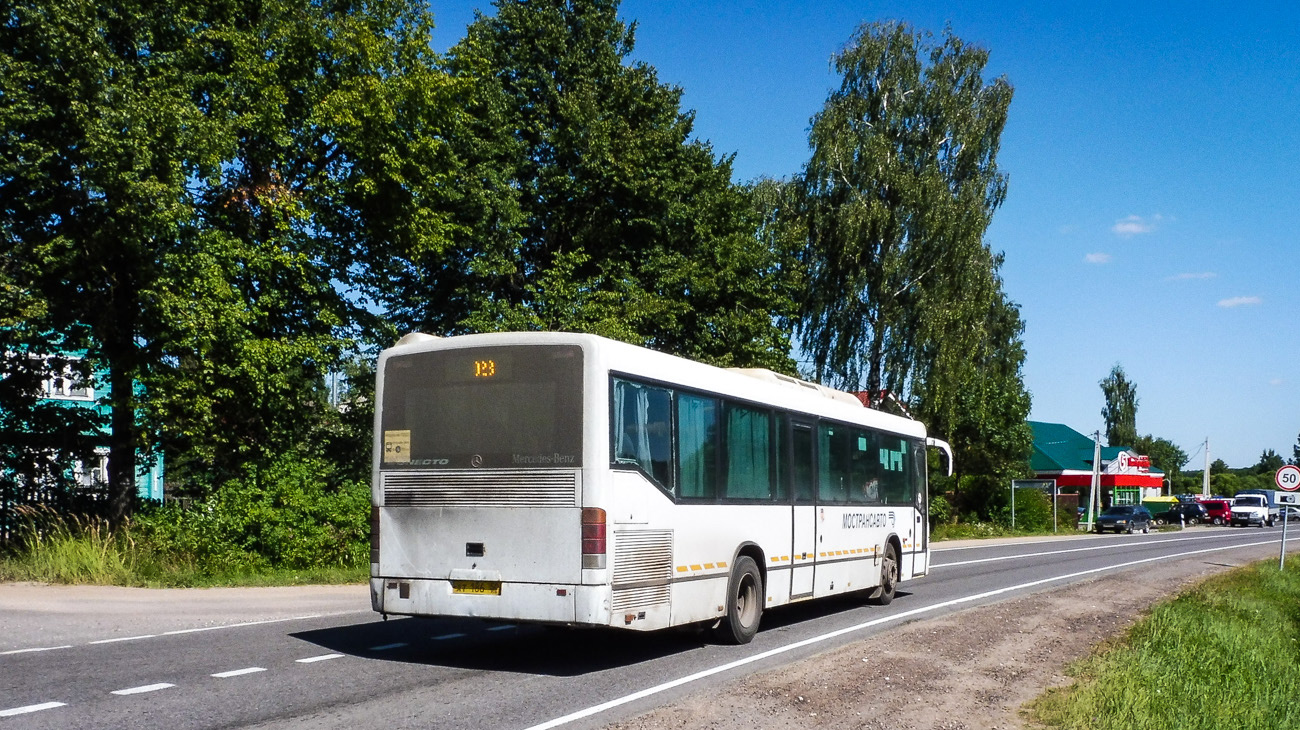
[370,506,381,564]
[582,508,606,569]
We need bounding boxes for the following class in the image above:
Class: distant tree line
[2,0,1030,525]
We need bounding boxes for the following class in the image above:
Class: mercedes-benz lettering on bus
[370,332,952,644]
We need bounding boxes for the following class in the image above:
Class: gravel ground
[606,540,1288,730]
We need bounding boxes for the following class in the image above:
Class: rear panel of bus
[369,339,611,627]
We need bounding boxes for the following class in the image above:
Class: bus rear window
[380,345,583,469]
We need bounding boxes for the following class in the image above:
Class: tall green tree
[1100,364,1138,448]
[1132,434,1188,482]
[1,0,458,514]
[1255,449,1284,475]
[797,21,1014,401]
[386,0,795,369]
[793,21,1028,485]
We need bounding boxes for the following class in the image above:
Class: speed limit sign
[1278,464,1300,492]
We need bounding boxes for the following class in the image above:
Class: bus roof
[382,331,928,440]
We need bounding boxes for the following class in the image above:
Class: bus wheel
[716,556,762,645]
[868,543,899,606]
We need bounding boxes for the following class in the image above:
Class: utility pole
[1087,431,1101,530]
[1202,437,1210,497]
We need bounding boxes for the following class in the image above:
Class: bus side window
[818,423,849,504]
[677,393,718,500]
[850,428,880,504]
[878,437,913,505]
[612,379,673,490]
[722,403,771,500]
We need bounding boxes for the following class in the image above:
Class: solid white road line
[296,654,344,663]
[90,634,158,645]
[163,615,323,637]
[111,683,174,696]
[0,702,66,717]
[522,539,1277,730]
[0,645,73,656]
[933,532,1278,568]
[368,643,407,651]
[211,667,267,678]
[4,612,345,656]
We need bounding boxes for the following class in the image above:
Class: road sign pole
[1275,466,1300,570]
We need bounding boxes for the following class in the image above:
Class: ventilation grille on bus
[382,470,578,508]
[611,529,673,611]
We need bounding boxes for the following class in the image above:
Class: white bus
[370,331,951,644]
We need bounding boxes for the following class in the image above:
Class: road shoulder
[607,541,1286,730]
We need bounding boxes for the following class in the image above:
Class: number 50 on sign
[1277,464,1300,492]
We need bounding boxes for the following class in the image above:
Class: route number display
[1277,464,1300,492]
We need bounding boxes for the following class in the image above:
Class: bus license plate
[451,580,501,595]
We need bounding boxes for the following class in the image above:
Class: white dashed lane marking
[296,654,343,663]
[432,633,466,640]
[211,667,267,678]
[0,702,66,717]
[368,642,407,651]
[111,683,174,696]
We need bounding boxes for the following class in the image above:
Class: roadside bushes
[1,454,370,585]
[134,454,370,572]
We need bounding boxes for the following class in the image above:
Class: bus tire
[715,556,763,645]
[868,543,899,606]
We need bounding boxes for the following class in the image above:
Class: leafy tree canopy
[794,21,1029,481]
[381,0,796,370]
[1100,364,1138,448]
[1,0,458,511]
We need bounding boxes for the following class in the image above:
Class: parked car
[1198,498,1233,526]
[1094,505,1153,534]
[1152,502,1209,526]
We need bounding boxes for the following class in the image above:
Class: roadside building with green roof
[1030,421,1163,509]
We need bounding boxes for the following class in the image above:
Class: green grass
[931,521,1078,541]
[0,510,366,588]
[1027,560,1300,730]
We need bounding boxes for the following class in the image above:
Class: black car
[1153,502,1209,526]
[1094,505,1153,534]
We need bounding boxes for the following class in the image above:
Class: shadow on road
[291,617,706,676]
[290,588,911,676]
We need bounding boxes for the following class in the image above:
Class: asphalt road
[2,524,1296,730]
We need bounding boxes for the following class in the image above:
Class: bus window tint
[910,439,927,510]
[878,436,913,505]
[677,394,718,499]
[818,424,850,503]
[612,379,672,488]
[850,428,881,504]
[723,404,771,499]
[792,424,815,503]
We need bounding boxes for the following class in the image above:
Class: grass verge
[0,512,366,588]
[1027,559,1300,730]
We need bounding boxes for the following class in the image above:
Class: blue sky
[429,1,1299,468]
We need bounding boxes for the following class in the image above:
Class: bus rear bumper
[371,577,609,627]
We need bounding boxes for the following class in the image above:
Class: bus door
[790,420,817,599]
[911,439,928,575]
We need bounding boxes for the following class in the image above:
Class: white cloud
[1085,252,1112,264]
[1271,378,1285,387]
[1112,214,1167,237]
[1168,272,1216,281]
[1218,296,1262,308]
